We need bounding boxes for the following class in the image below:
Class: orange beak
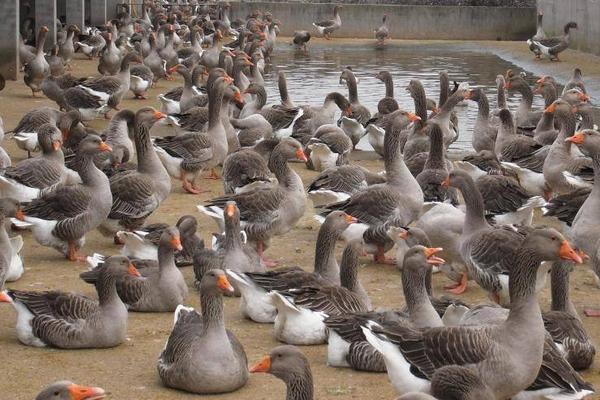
[407,112,421,122]
[544,103,557,113]
[0,291,11,303]
[223,75,234,85]
[41,26,49,33]
[441,176,450,188]
[398,229,409,239]
[128,264,141,277]
[345,214,358,224]
[295,148,308,162]
[52,140,62,151]
[345,106,353,116]
[250,355,271,373]
[170,236,183,251]
[536,76,546,84]
[68,383,106,400]
[424,247,445,265]
[559,240,583,264]
[565,132,585,144]
[15,209,25,221]
[234,91,244,104]
[579,93,590,102]
[168,65,179,74]
[244,59,255,67]
[154,110,166,120]
[217,275,235,293]
[225,203,236,217]
[98,142,112,152]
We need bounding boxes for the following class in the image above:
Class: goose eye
[551,237,557,241]
[54,392,60,396]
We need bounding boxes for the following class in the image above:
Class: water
[261,41,547,152]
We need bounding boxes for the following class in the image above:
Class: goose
[47,45,65,77]
[362,227,582,398]
[292,30,311,53]
[225,211,356,323]
[527,11,547,59]
[97,109,135,167]
[2,256,136,348]
[320,111,423,264]
[306,124,352,172]
[41,73,87,111]
[155,76,234,192]
[221,144,274,194]
[0,199,26,282]
[24,26,50,97]
[15,135,112,261]
[233,113,274,147]
[157,270,248,394]
[339,68,371,127]
[82,228,187,312]
[240,83,300,131]
[75,30,106,59]
[467,88,497,152]
[58,24,80,69]
[0,124,66,202]
[291,92,351,146]
[505,71,541,129]
[312,5,342,39]
[116,215,204,266]
[143,33,168,82]
[97,33,122,75]
[563,68,587,95]
[269,239,370,345]
[542,187,590,230]
[531,22,578,61]
[339,116,366,149]
[199,138,308,265]
[494,109,543,167]
[375,15,390,45]
[130,64,154,99]
[250,346,314,400]
[374,70,399,115]
[35,381,106,400]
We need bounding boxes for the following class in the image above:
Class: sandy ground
[1,41,600,399]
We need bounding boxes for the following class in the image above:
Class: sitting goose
[226,211,356,323]
[97,108,170,238]
[320,111,423,264]
[231,114,273,147]
[82,228,188,312]
[157,269,248,394]
[531,22,578,62]
[199,138,308,265]
[308,164,385,207]
[116,215,204,266]
[2,256,136,348]
[374,15,390,46]
[240,83,300,131]
[17,135,112,261]
[0,199,26,282]
[24,26,50,97]
[250,346,313,400]
[362,228,583,398]
[0,124,66,202]
[35,381,106,400]
[313,5,342,39]
[306,124,353,172]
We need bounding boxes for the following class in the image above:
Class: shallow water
[262,41,547,152]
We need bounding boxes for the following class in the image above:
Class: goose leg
[373,246,396,265]
[204,168,220,180]
[444,272,468,294]
[584,308,600,317]
[67,242,87,262]
[257,241,278,268]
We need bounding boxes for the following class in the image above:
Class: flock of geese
[3,2,599,399]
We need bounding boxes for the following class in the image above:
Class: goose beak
[154,110,166,120]
[579,93,590,102]
[559,240,583,264]
[424,247,445,265]
[0,291,11,303]
[536,76,546,84]
[345,214,358,224]
[234,91,244,104]
[68,383,107,400]
[565,132,585,144]
[463,90,473,100]
[98,142,112,152]
[440,176,450,188]
[53,140,62,151]
[244,59,254,67]
[295,148,308,162]
[225,203,236,217]
[344,106,353,116]
[250,355,271,373]
[223,75,234,85]
[544,103,557,113]
[168,65,179,74]
[15,209,25,221]
[61,128,69,141]
[170,236,183,251]
[128,264,141,277]
[398,229,409,239]
[407,112,421,122]
[217,275,235,293]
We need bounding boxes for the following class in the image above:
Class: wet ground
[0,40,599,399]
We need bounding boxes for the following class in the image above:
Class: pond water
[261,41,547,152]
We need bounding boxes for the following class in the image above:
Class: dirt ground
[1,41,600,399]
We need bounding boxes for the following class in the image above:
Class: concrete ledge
[230,2,536,40]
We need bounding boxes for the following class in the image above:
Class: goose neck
[313,225,340,277]
[201,290,226,332]
[550,261,578,317]
[285,371,314,400]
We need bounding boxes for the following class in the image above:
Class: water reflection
[262,41,548,152]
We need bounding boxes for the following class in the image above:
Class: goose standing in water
[375,15,390,46]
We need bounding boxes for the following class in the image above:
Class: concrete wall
[230,2,536,40]
[537,0,600,56]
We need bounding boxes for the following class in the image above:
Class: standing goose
[527,12,547,58]
[47,45,65,77]
[58,25,80,69]
[292,92,351,146]
[374,70,399,115]
[24,26,50,97]
[0,124,66,202]
[505,72,541,128]
[374,15,390,45]
[18,135,112,261]
[157,269,248,394]
[494,109,542,166]
[130,63,154,99]
[199,138,308,264]
[154,76,233,192]
[97,33,122,75]
[313,5,342,39]
[2,256,137,348]
[82,228,188,312]
[321,111,423,264]
[35,381,106,400]
[98,108,170,238]
[531,22,578,61]
[0,199,26,281]
[226,211,356,323]
[339,68,371,127]
[426,82,470,147]
[292,30,311,53]
[144,33,168,82]
[362,228,582,398]
[250,346,313,400]
[467,88,496,152]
